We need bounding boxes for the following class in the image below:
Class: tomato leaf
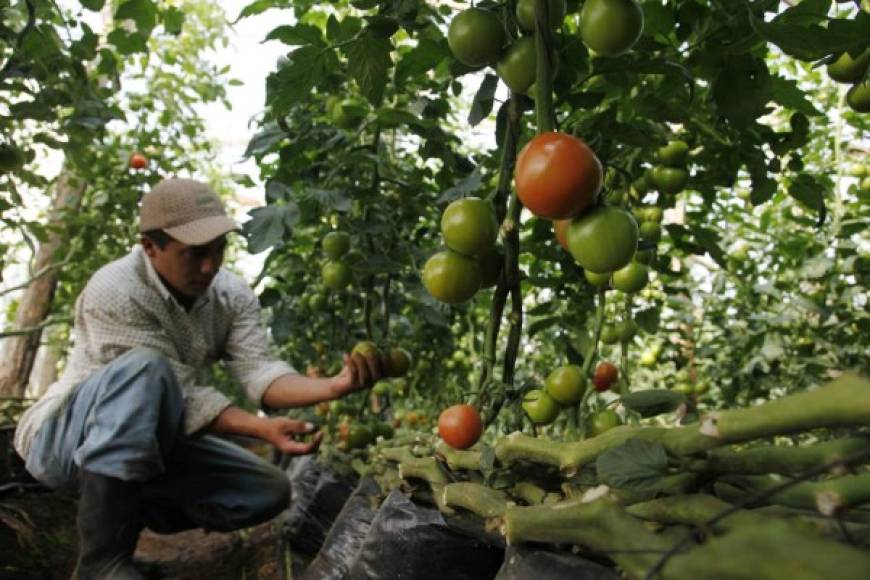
[265,24,324,47]
[622,390,685,418]
[438,167,484,203]
[243,124,286,158]
[343,32,392,106]
[770,76,822,117]
[788,174,827,226]
[749,7,869,61]
[634,307,661,334]
[161,7,185,36]
[468,74,498,127]
[396,38,450,83]
[80,0,105,10]
[115,0,158,34]
[244,203,299,254]
[596,439,669,492]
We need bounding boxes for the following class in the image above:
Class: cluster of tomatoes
[447,0,644,97]
[422,197,502,304]
[826,47,869,113]
[320,231,353,291]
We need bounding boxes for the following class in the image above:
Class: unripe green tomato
[322,260,352,291]
[345,425,374,449]
[516,0,567,33]
[827,49,869,84]
[372,379,392,396]
[545,365,586,405]
[694,381,710,394]
[846,81,870,114]
[567,206,639,274]
[639,221,662,243]
[657,140,689,167]
[848,163,867,178]
[447,8,506,67]
[615,319,638,342]
[441,197,498,256]
[422,250,482,304]
[600,325,620,345]
[496,37,538,94]
[672,382,694,395]
[639,349,657,367]
[322,231,351,259]
[590,409,621,436]
[579,0,644,57]
[612,261,649,293]
[650,166,688,194]
[585,270,610,287]
[522,389,560,425]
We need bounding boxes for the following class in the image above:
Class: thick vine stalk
[717,472,870,516]
[442,482,508,518]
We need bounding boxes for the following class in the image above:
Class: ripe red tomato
[422,250,481,304]
[515,132,602,220]
[593,361,619,392]
[441,197,498,256]
[438,404,483,449]
[129,152,148,170]
[448,8,506,67]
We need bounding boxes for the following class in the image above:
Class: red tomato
[515,132,602,220]
[438,404,483,450]
[129,152,148,170]
[593,361,619,392]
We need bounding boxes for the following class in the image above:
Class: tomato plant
[515,133,602,219]
[438,404,483,450]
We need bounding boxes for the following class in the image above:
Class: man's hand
[330,352,385,397]
[258,417,323,455]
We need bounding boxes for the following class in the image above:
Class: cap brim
[164,215,241,246]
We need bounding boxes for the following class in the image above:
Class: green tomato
[650,166,688,194]
[615,319,638,342]
[846,81,870,114]
[496,37,538,94]
[600,325,620,345]
[322,260,352,291]
[585,269,610,287]
[545,365,586,405]
[322,231,351,259]
[447,8,506,67]
[639,221,662,243]
[422,250,482,304]
[657,140,689,167]
[848,163,867,178]
[827,49,869,84]
[522,389,560,425]
[579,0,644,57]
[372,421,395,440]
[672,382,694,395]
[331,99,366,129]
[372,379,392,396]
[590,409,621,436]
[516,0,567,33]
[346,425,374,449]
[441,197,498,256]
[567,205,639,274]
[612,261,649,294]
[639,349,657,367]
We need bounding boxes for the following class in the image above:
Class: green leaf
[622,390,685,418]
[162,7,185,35]
[244,203,299,254]
[115,0,158,34]
[265,24,324,47]
[268,45,331,113]
[528,315,560,337]
[468,74,498,127]
[106,29,149,54]
[81,0,106,10]
[749,9,869,61]
[596,439,669,492]
[303,188,352,213]
[691,225,726,267]
[642,3,674,39]
[352,255,403,275]
[376,108,423,129]
[243,124,285,158]
[634,307,660,334]
[236,0,281,21]
[789,174,826,225]
[438,167,484,203]
[396,39,449,83]
[343,32,392,106]
[770,76,822,117]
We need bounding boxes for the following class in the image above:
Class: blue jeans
[26,348,290,533]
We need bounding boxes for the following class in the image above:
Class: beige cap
[139,178,240,246]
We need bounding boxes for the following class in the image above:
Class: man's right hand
[258,417,323,455]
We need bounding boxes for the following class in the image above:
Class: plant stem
[533,0,555,133]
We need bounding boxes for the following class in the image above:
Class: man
[14,178,383,580]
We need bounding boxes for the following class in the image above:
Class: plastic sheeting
[495,545,619,580]
[345,488,505,580]
[300,477,381,580]
[280,455,358,555]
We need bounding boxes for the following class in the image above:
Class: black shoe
[72,470,145,580]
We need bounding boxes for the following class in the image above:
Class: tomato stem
[533,0,556,133]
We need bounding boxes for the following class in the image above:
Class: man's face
[141,235,227,297]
